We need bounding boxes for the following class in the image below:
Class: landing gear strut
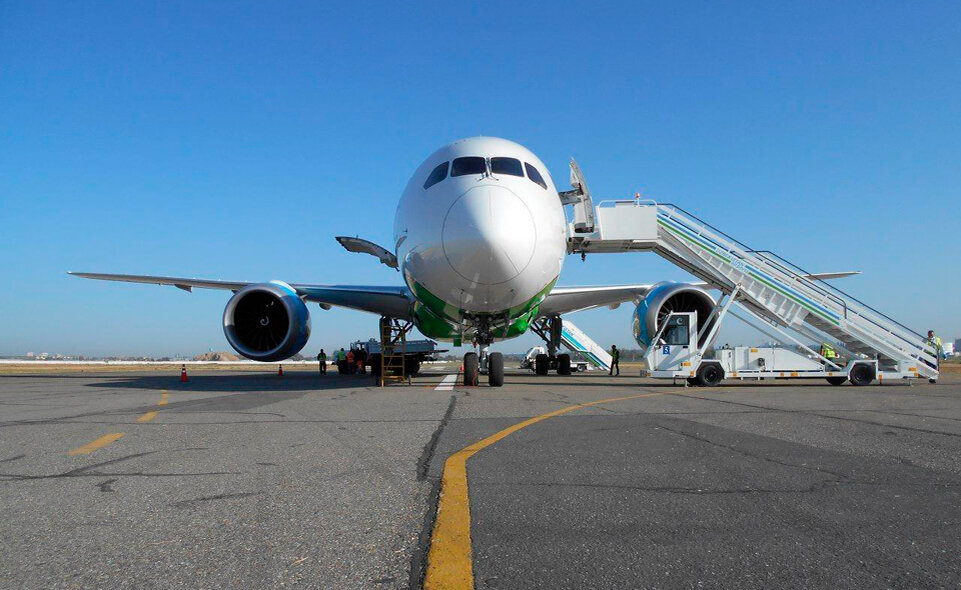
[530,315,573,376]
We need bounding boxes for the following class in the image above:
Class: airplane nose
[442,185,536,286]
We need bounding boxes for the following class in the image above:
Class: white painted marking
[435,374,457,391]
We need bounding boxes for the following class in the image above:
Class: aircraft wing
[537,271,858,317]
[67,272,412,318]
[538,284,653,316]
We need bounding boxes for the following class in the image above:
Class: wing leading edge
[67,272,412,318]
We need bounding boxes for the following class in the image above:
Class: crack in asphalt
[417,395,456,482]
[0,448,235,483]
[172,491,261,507]
[409,394,457,590]
[655,421,852,479]
[668,391,961,439]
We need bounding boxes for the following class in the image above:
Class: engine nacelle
[632,282,717,354]
[223,281,311,362]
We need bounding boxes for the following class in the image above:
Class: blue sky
[2,1,959,357]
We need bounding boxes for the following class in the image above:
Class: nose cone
[442,185,536,286]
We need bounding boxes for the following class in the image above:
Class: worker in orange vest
[346,349,355,374]
[356,347,367,374]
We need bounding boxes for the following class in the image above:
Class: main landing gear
[530,315,573,376]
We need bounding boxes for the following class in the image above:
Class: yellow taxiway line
[424,391,672,590]
[71,390,169,454]
[68,433,125,456]
[136,390,169,422]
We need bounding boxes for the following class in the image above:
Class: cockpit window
[451,156,487,177]
[525,162,547,189]
[490,157,524,177]
[423,161,448,189]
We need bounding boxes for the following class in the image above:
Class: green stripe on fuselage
[409,277,557,341]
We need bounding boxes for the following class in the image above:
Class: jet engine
[223,281,311,362]
[632,282,717,353]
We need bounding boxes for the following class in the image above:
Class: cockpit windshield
[525,163,547,189]
[451,157,487,177]
[423,161,448,189]
[490,157,524,177]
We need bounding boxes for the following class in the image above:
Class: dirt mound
[193,351,241,362]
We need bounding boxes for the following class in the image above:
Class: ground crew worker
[346,348,355,374]
[819,342,837,365]
[317,349,327,375]
[610,345,620,376]
[336,348,347,374]
[356,347,366,375]
[927,330,943,383]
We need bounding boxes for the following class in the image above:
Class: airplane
[70,136,854,386]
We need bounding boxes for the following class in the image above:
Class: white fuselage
[393,137,567,338]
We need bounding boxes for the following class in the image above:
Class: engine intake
[223,282,311,362]
[632,282,717,353]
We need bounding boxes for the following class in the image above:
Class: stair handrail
[749,250,931,349]
[657,204,850,316]
[655,203,934,360]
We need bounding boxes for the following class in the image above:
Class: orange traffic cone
[278,364,284,377]
[180,364,188,383]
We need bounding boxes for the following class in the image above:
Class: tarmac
[1,364,960,589]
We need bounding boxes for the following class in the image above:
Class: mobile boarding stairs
[561,162,940,385]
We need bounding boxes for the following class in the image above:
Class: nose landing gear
[465,339,504,387]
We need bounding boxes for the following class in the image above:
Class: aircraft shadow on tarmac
[78,373,385,393]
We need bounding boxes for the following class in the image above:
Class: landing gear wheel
[463,353,479,386]
[535,353,550,376]
[488,352,504,387]
[848,363,875,387]
[557,353,572,375]
[696,363,724,387]
[826,376,847,386]
[405,360,421,377]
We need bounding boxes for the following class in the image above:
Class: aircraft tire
[535,354,550,376]
[488,352,504,387]
[557,353,572,375]
[464,352,479,386]
[405,360,421,376]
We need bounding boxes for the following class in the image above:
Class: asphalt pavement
[1,366,959,589]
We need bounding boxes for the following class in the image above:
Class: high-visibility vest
[929,336,943,355]
[821,344,836,359]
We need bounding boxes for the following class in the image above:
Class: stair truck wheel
[535,353,550,376]
[826,376,847,386]
[488,352,504,387]
[463,353,480,386]
[848,363,875,386]
[696,362,724,387]
[557,353,572,375]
